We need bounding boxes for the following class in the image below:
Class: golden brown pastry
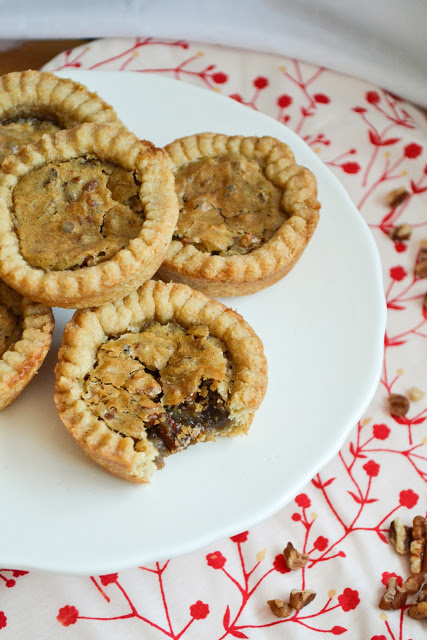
[0,123,179,308]
[0,70,123,162]
[159,132,320,296]
[54,280,267,483]
[0,279,54,410]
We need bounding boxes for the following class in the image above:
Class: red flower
[313,93,330,104]
[331,627,347,635]
[0,612,6,630]
[394,241,407,253]
[373,424,390,440]
[404,143,422,159]
[390,266,407,281]
[277,94,293,108]
[190,600,210,620]
[57,605,79,627]
[353,106,367,113]
[100,573,118,586]
[363,460,380,477]
[381,572,402,587]
[338,588,360,611]
[229,93,243,102]
[341,162,361,174]
[295,493,311,508]
[206,551,226,569]
[212,72,228,84]
[253,76,269,89]
[366,90,380,104]
[399,489,419,508]
[230,531,248,543]
[273,554,290,574]
[313,536,329,551]
[292,512,301,521]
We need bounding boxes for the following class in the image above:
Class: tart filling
[13,158,144,270]
[84,322,233,468]
[175,154,286,255]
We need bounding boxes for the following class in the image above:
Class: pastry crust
[159,133,320,296]
[54,280,268,483]
[0,70,123,161]
[0,123,179,308]
[0,279,54,410]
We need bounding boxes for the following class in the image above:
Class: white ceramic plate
[0,71,386,575]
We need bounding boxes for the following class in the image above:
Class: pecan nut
[402,573,424,595]
[389,517,412,554]
[387,187,409,208]
[379,577,407,610]
[390,223,412,241]
[415,248,427,279]
[410,515,427,574]
[388,394,410,417]
[289,589,316,610]
[408,602,427,620]
[283,542,309,571]
[267,599,293,618]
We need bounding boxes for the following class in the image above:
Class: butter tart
[0,123,179,308]
[54,280,267,483]
[159,132,320,296]
[0,70,122,163]
[0,279,54,410]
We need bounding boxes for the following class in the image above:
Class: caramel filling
[0,282,23,358]
[174,153,286,255]
[83,322,232,467]
[0,116,62,163]
[12,158,144,271]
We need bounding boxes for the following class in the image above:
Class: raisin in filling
[83,323,233,468]
[0,114,62,163]
[0,282,23,358]
[173,153,287,255]
[12,158,144,271]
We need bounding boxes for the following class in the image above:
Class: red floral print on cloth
[57,605,79,627]
[0,612,6,630]
[0,36,424,639]
[189,601,210,620]
[206,551,227,569]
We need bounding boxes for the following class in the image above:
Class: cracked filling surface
[83,322,233,467]
[0,282,22,358]
[0,115,62,163]
[174,153,287,255]
[12,157,144,271]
